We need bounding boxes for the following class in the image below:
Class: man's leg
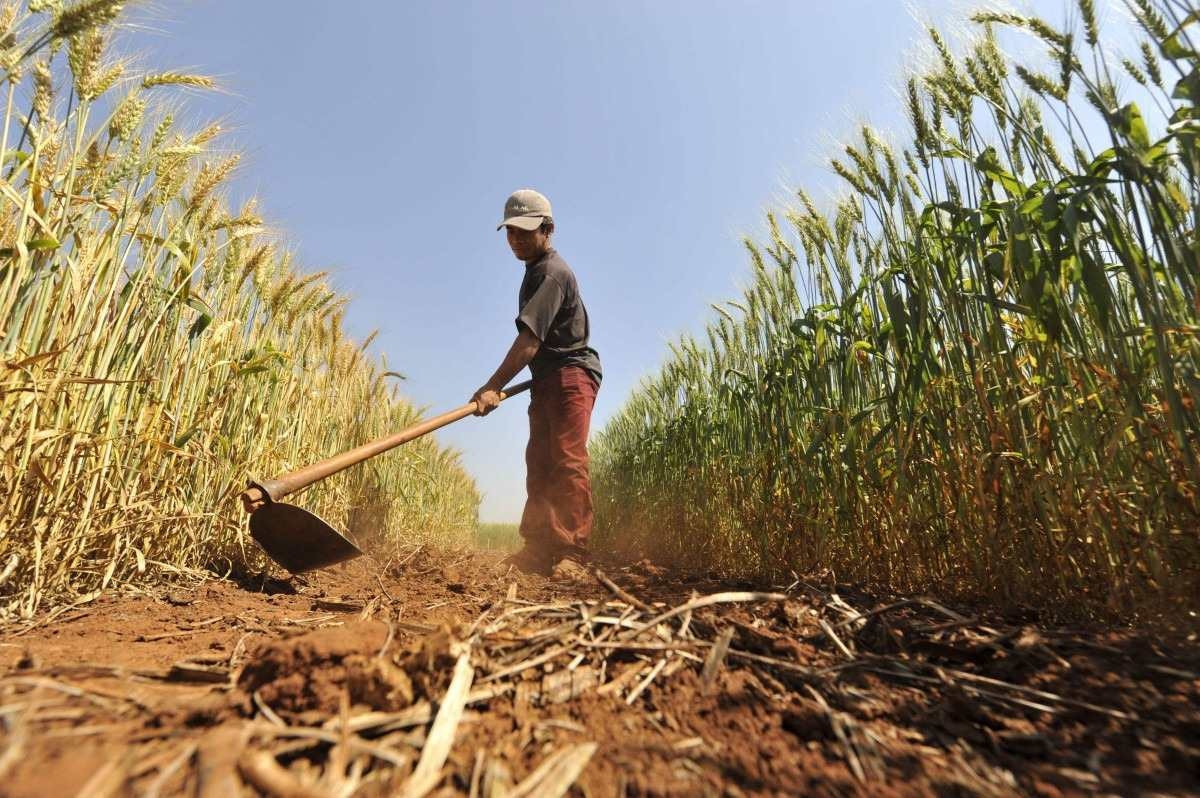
[519,380,554,550]
[543,367,599,553]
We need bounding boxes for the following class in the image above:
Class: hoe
[239,381,531,573]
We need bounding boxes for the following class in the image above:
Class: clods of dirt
[236,620,413,716]
[234,618,470,719]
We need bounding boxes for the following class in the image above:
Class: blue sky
[120,0,1114,522]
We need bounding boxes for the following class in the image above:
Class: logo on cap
[498,189,552,231]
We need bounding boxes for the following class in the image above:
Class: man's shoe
[503,545,553,576]
[550,550,593,583]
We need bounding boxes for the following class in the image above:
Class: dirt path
[0,548,1196,797]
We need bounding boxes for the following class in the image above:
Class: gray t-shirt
[516,249,602,383]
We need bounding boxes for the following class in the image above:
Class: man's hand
[240,487,266,514]
[472,387,502,416]
[472,327,541,417]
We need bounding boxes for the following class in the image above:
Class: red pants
[520,366,599,551]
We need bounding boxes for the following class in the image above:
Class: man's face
[506,224,549,262]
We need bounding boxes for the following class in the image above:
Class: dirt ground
[0,547,1197,797]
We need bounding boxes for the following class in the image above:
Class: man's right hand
[472,387,502,416]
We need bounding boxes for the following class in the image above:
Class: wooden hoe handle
[240,380,532,510]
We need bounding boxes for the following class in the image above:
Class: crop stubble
[0,548,1196,796]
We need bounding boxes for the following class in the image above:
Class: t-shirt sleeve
[516,275,564,341]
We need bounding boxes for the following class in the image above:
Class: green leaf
[1018,194,1044,217]
[1080,252,1112,330]
[173,425,201,447]
[804,414,835,458]
[966,293,1034,316]
[1172,66,1200,102]
[882,281,908,355]
[184,294,210,313]
[865,418,896,453]
[974,146,1022,195]
[0,236,62,257]
[1115,103,1150,151]
[790,316,815,337]
[983,250,1006,280]
[27,236,59,251]
[232,364,269,377]
[1062,199,1083,249]
[150,236,185,261]
[188,314,212,339]
[185,295,214,340]
[1161,12,1200,59]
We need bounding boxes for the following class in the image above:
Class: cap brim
[497,215,545,232]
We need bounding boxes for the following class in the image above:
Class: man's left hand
[472,387,502,416]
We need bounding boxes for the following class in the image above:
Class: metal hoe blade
[249,502,363,573]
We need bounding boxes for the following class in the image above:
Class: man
[472,189,601,577]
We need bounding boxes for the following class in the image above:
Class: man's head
[498,189,554,262]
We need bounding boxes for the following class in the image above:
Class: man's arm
[472,325,540,415]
